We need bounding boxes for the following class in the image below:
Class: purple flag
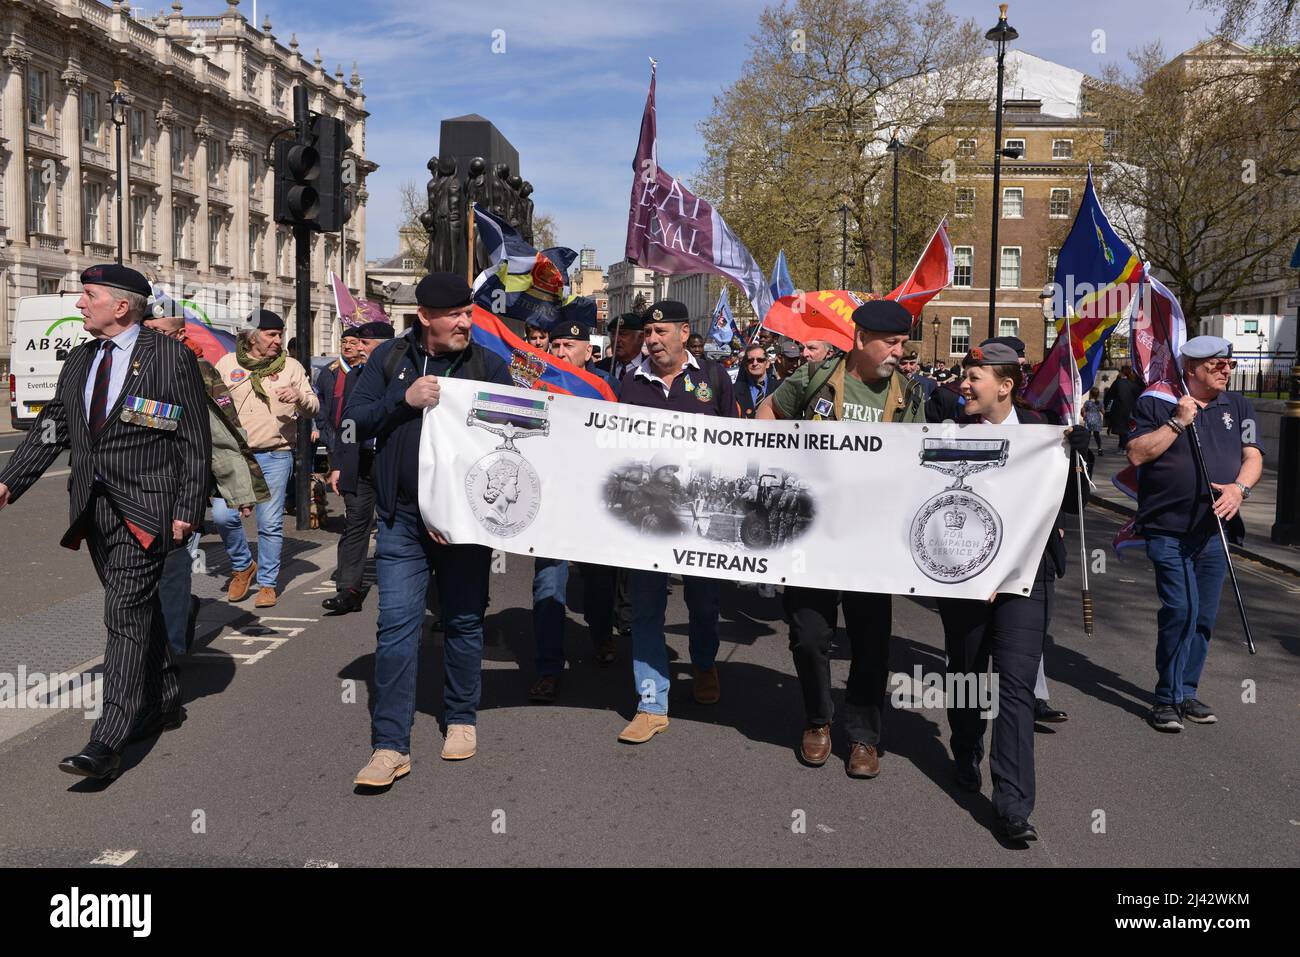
[625,63,772,320]
[331,270,389,329]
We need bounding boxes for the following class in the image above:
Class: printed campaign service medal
[463,392,549,538]
[910,438,1009,583]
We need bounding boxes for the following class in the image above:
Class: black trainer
[1179,698,1217,724]
[1148,703,1184,732]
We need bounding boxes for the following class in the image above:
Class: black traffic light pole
[292,86,314,532]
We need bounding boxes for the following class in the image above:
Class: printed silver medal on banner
[463,392,549,537]
[910,438,1009,583]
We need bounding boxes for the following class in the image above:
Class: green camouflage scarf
[235,338,287,404]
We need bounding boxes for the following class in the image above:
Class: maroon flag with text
[626,62,772,320]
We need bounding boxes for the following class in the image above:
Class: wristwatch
[1234,482,1252,500]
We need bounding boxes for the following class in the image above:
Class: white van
[8,294,89,431]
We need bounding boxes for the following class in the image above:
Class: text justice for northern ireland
[581,412,885,453]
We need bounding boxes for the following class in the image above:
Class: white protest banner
[419,379,1070,600]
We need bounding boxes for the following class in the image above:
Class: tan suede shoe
[227,562,258,602]
[254,586,278,608]
[353,749,411,787]
[441,724,477,760]
[617,711,669,744]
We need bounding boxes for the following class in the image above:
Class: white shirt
[633,352,701,399]
[83,322,142,423]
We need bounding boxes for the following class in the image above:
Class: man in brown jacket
[212,310,318,607]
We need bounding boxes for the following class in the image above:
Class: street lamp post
[887,131,901,289]
[1257,328,1266,394]
[839,202,850,288]
[931,315,941,366]
[109,80,128,265]
[1039,283,1055,359]
[984,3,1018,343]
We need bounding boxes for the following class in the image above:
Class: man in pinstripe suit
[0,264,211,780]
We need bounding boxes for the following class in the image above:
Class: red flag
[761,219,953,350]
[885,218,953,319]
[1130,270,1186,404]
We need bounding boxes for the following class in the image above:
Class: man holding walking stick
[1126,336,1263,733]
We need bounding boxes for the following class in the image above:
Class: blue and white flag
[708,289,741,346]
[473,206,539,276]
[770,249,795,303]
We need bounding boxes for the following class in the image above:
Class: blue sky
[264,0,1219,268]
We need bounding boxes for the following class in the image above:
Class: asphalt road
[0,428,1296,867]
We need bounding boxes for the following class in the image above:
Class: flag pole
[466,201,477,285]
[1062,307,1094,636]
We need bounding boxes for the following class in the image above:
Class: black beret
[354,321,395,340]
[252,309,284,331]
[851,299,913,334]
[80,263,151,299]
[340,327,363,340]
[550,321,589,342]
[981,335,1026,358]
[644,300,690,324]
[415,272,473,310]
[607,312,645,331]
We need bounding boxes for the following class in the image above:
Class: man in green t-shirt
[756,299,923,779]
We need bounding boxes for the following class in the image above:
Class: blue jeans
[211,450,292,589]
[159,532,202,655]
[1147,530,1228,705]
[533,558,570,676]
[372,507,491,753]
[628,570,720,715]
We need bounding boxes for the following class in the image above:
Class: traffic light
[312,114,352,233]
[274,134,320,228]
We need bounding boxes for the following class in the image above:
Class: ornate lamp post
[984,4,1018,341]
[108,80,128,264]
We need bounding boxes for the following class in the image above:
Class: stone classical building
[0,0,375,373]
[605,259,667,321]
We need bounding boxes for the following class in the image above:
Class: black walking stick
[1185,420,1257,655]
[1061,310,1094,636]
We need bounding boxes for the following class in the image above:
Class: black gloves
[1065,426,1090,455]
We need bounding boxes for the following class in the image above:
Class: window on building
[274,82,287,110]
[953,246,973,287]
[38,276,61,295]
[956,138,977,158]
[248,225,259,268]
[1004,137,1025,156]
[1052,139,1073,160]
[129,108,147,161]
[208,140,224,187]
[1002,187,1023,218]
[173,206,187,258]
[172,125,188,174]
[1103,128,1122,151]
[26,67,48,126]
[243,65,259,96]
[1050,188,1071,218]
[955,187,975,217]
[1047,246,1059,277]
[83,183,101,241]
[27,167,47,233]
[131,195,149,251]
[209,213,222,265]
[276,229,288,274]
[1000,247,1021,288]
[81,90,101,145]
[950,317,970,355]
[1045,321,1059,349]
[998,318,1020,339]
[1243,318,1259,334]
[402,258,418,270]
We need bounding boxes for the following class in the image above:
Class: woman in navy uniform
[929,341,1090,842]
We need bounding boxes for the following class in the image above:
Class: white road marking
[91,849,138,866]
[257,616,319,622]
[304,859,339,868]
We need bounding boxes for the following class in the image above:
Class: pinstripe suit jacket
[0,326,212,553]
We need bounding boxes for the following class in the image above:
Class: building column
[230,132,252,279]
[60,64,85,257]
[155,101,175,270]
[3,46,31,244]
[194,117,211,272]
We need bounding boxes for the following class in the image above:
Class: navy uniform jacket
[0,327,211,553]
[344,330,512,522]
[314,358,350,452]
[330,364,368,495]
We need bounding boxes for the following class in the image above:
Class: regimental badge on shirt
[695,381,713,403]
[813,397,834,419]
[119,395,183,431]
[229,368,248,382]
[1222,411,1233,430]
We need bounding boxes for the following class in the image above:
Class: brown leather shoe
[617,711,669,744]
[254,586,278,608]
[227,562,257,602]
[800,724,832,766]
[692,666,720,705]
[847,742,880,779]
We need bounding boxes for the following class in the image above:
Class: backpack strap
[381,337,411,383]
